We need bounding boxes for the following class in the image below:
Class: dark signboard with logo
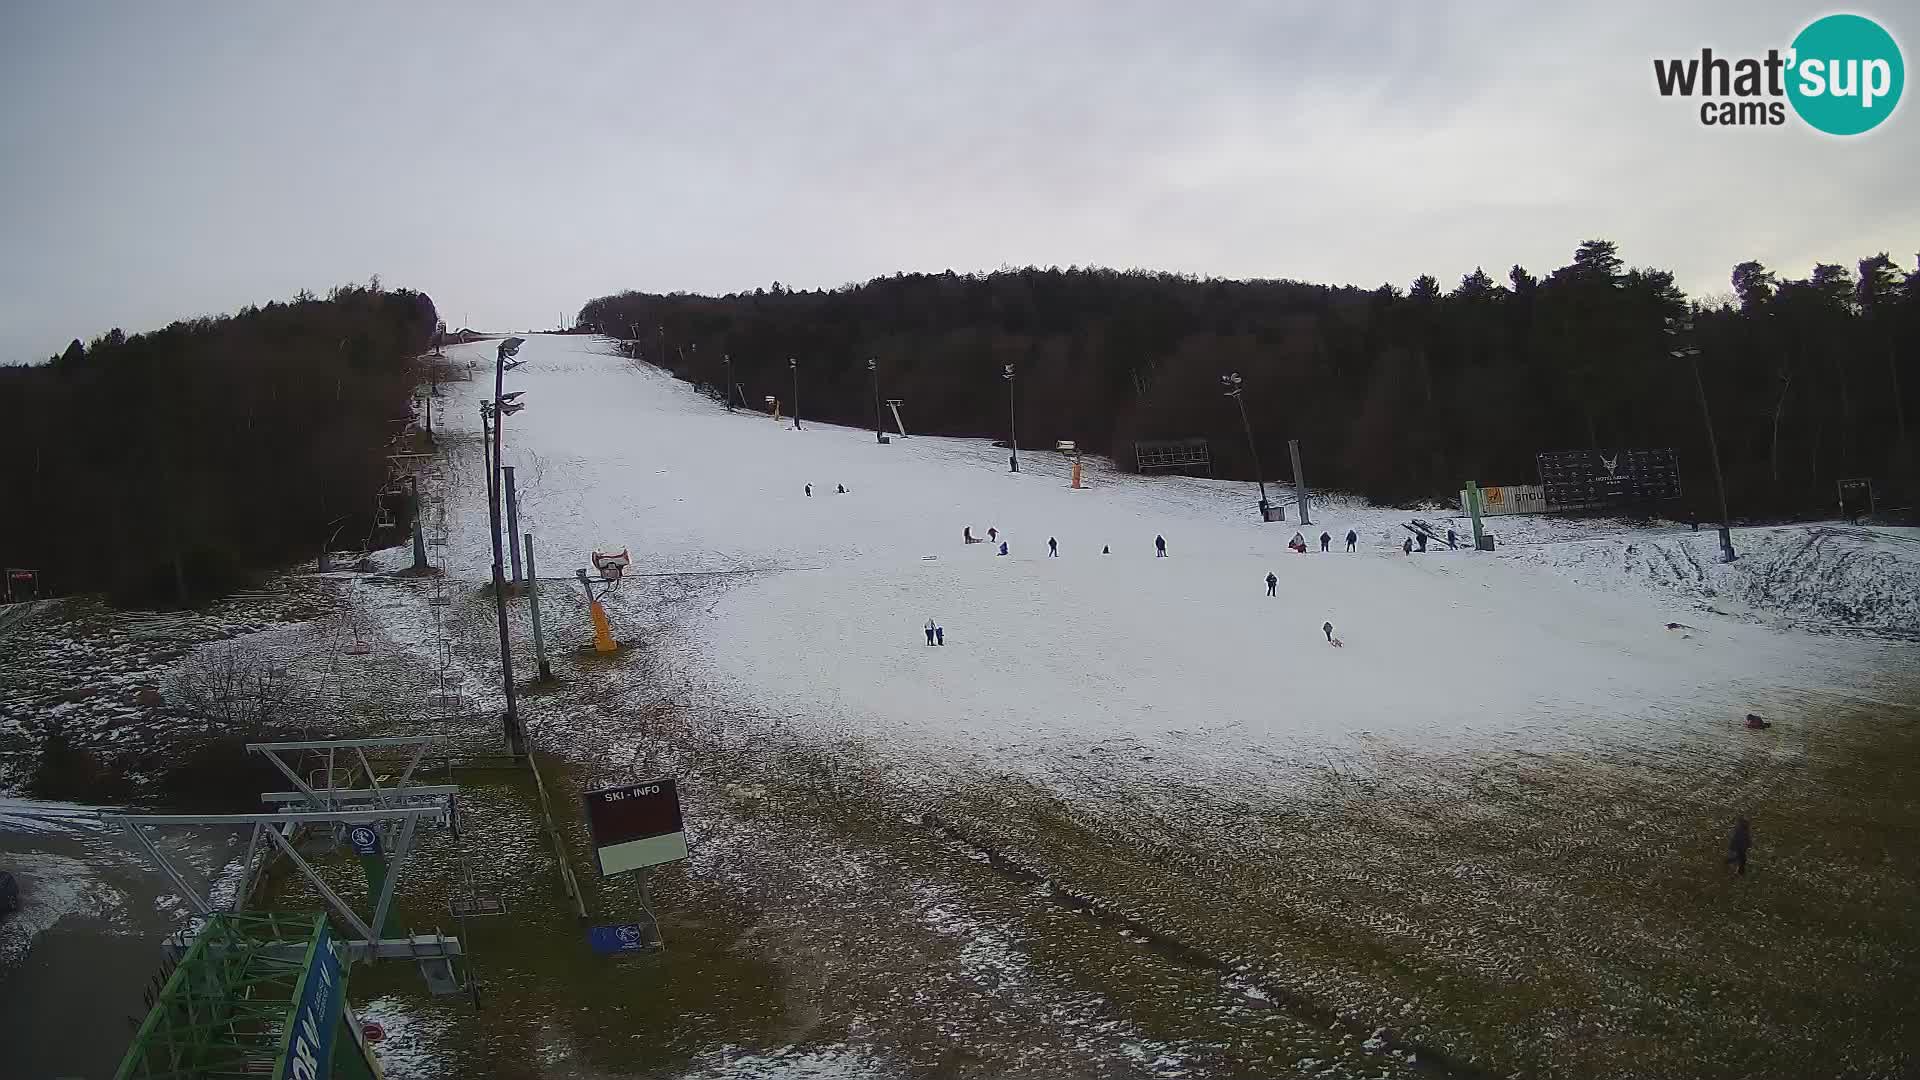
[582,778,688,877]
[1536,449,1683,508]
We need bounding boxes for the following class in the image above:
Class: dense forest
[0,283,438,606]
[580,242,1917,520]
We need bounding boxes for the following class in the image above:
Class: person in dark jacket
[1323,620,1334,642]
[1048,537,1058,557]
[989,527,998,543]
[1446,529,1458,549]
[1403,537,1413,555]
[1345,530,1357,552]
[1319,531,1330,552]
[925,619,937,646]
[837,484,847,494]
[805,484,812,497]
[1155,535,1167,557]
[1102,545,1110,555]
[1416,532,1428,552]
[1728,817,1752,875]
[935,625,944,646]
[1266,572,1277,597]
[998,541,1008,556]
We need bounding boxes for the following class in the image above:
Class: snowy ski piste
[434,334,1897,778]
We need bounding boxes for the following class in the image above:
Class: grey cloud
[1,1,1913,362]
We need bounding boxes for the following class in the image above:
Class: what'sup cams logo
[1655,13,1903,134]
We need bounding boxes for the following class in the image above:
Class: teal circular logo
[1787,14,1904,135]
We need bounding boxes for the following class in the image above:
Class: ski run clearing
[432,334,1908,774]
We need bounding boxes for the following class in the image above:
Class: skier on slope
[1416,532,1428,552]
[1323,621,1335,643]
[989,527,998,543]
[998,541,1009,556]
[1266,572,1277,597]
[805,484,812,497]
[1155,535,1167,557]
[925,619,937,646]
[1319,531,1330,552]
[1727,817,1753,875]
[935,625,945,646]
[837,484,847,494]
[1446,528,1458,549]
[1345,529,1357,552]
[1048,537,1058,557]
[1403,537,1413,555]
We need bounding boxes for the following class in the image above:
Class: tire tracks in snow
[916,810,1495,1080]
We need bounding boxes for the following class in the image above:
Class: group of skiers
[1288,529,1360,554]
[963,525,1162,560]
[804,483,849,497]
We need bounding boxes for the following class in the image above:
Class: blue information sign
[588,923,655,955]
[348,825,381,856]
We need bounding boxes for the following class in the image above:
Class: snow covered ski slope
[437,334,1905,777]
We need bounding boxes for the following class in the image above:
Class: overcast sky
[1,1,1913,362]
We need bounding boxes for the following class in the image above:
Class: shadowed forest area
[0,284,438,607]
[580,242,1918,518]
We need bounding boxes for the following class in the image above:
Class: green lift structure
[114,912,382,1080]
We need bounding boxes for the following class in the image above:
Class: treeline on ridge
[579,242,1917,519]
[0,283,439,606]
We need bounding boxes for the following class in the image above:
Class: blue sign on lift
[348,825,381,856]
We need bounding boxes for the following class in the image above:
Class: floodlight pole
[488,342,525,757]
[868,357,884,443]
[1004,364,1019,472]
[1221,373,1269,509]
[790,358,802,430]
[724,353,735,411]
[1668,320,1734,563]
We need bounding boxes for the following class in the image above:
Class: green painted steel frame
[114,912,339,1080]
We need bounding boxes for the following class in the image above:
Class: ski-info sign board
[583,778,688,877]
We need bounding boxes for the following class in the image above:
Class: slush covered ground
[398,334,1918,1078]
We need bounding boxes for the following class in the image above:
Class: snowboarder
[1403,537,1413,555]
[989,527,998,543]
[1319,531,1331,552]
[1048,537,1058,557]
[925,619,937,646]
[1727,817,1752,875]
[1266,572,1277,597]
[1155,535,1167,557]
[1323,621,1334,643]
[1416,532,1428,553]
[1345,529,1357,552]
[805,484,812,497]
[837,483,847,494]
[998,541,1009,556]
[1446,529,1457,550]
[935,625,945,646]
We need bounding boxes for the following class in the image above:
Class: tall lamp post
[723,353,735,411]
[487,336,528,757]
[868,357,885,443]
[1003,363,1019,472]
[789,358,802,430]
[1666,318,1735,563]
[1220,372,1270,513]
